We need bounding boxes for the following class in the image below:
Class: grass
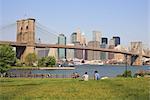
[0,78,149,100]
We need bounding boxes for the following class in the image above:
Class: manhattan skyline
[0,0,149,47]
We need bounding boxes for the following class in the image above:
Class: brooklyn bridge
[0,18,150,65]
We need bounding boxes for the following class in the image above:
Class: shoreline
[11,67,75,70]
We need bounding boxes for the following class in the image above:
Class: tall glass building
[101,37,108,45]
[113,36,120,46]
[71,32,77,43]
[58,34,66,59]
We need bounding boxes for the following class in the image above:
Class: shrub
[25,53,37,66]
[15,59,23,67]
[122,70,132,77]
[116,70,132,77]
[38,56,56,67]
[38,57,46,67]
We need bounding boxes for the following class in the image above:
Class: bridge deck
[0,41,150,58]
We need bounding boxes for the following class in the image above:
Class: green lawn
[0,78,149,100]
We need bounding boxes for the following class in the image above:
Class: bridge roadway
[0,41,150,58]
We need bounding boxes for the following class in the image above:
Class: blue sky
[0,0,150,47]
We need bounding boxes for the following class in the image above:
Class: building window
[20,27,23,30]
[26,26,28,30]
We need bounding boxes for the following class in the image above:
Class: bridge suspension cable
[0,22,16,41]
[35,22,60,44]
[36,22,60,36]
[0,22,16,33]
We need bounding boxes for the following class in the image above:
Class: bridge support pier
[16,46,35,62]
[125,55,143,66]
[131,55,143,66]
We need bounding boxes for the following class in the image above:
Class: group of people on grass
[72,71,100,81]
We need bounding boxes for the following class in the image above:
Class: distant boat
[72,58,83,65]
[68,63,75,67]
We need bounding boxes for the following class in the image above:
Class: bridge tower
[16,18,35,62]
[130,42,143,66]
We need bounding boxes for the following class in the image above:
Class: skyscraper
[71,29,86,45]
[92,31,101,43]
[80,34,86,45]
[109,38,115,46]
[74,42,83,59]
[108,38,115,60]
[76,28,82,43]
[58,34,66,59]
[71,32,77,43]
[87,41,100,60]
[100,44,108,60]
[113,36,120,46]
[101,37,108,44]
[66,44,74,60]
[71,29,86,59]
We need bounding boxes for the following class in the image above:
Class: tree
[25,53,37,66]
[38,56,56,67]
[38,57,46,67]
[0,45,16,74]
[45,56,56,67]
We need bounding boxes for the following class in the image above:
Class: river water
[31,65,150,78]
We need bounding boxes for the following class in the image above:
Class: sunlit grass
[0,78,149,100]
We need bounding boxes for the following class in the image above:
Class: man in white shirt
[82,72,89,81]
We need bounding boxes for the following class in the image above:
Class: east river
[30,65,150,78]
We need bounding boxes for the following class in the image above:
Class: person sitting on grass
[74,72,80,78]
[94,71,100,80]
[82,72,89,81]
[71,72,80,78]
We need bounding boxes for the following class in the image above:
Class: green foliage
[45,56,56,67]
[117,70,132,77]
[15,59,23,67]
[0,45,16,74]
[38,56,56,67]
[25,53,37,66]
[0,62,10,74]
[122,70,132,77]
[38,57,46,67]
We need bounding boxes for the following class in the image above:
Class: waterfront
[33,65,149,78]
[9,65,150,78]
